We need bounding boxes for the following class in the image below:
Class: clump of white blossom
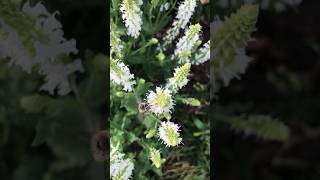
[0,2,83,95]
[194,40,210,65]
[174,23,202,64]
[110,144,134,180]
[120,0,143,38]
[146,87,174,116]
[110,21,123,59]
[167,63,191,93]
[110,58,136,92]
[163,0,197,47]
[158,121,182,147]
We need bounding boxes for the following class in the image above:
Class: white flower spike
[158,121,182,147]
[194,40,210,65]
[147,87,174,116]
[110,59,136,92]
[174,23,202,64]
[149,148,162,168]
[110,144,134,180]
[120,0,143,38]
[167,63,191,93]
[110,21,124,58]
[163,0,197,47]
[111,159,134,180]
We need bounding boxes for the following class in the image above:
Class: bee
[138,102,149,113]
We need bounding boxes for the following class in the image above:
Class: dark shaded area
[0,0,107,179]
[214,0,320,179]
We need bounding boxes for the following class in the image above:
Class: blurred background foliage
[0,0,106,179]
[212,0,320,179]
[3,0,320,179]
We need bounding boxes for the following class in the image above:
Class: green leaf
[121,93,139,115]
[193,118,206,130]
[135,81,153,97]
[32,99,91,167]
[127,132,139,143]
[176,97,201,107]
[226,115,289,141]
[143,114,159,128]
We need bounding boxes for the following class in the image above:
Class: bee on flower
[158,121,183,147]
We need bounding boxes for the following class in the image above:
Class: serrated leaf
[226,115,289,141]
[143,114,159,128]
[120,93,139,115]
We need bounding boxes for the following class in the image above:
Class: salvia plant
[0,0,297,179]
[110,0,210,179]
[212,3,290,144]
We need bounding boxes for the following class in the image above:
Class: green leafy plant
[110,0,210,179]
[212,4,290,142]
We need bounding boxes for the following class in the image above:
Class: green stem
[130,41,154,55]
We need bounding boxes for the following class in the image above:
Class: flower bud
[149,38,158,45]
[149,148,162,168]
[192,40,202,51]
[163,112,171,120]
[116,91,125,97]
[146,128,157,139]
[156,52,165,61]
[139,78,145,84]
[20,94,46,113]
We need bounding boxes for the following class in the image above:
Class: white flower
[111,159,134,180]
[163,0,197,47]
[158,121,182,147]
[120,0,143,38]
[0,2,82,96]
[149,148,162,168]
[167,63,191,93]
[110,21,123,59]
[147,87,174,116]
[194,40,210,65]
[175,0,197,28]
[110,59,136,92]
[110,144,124,163]
[174,23,202,64]
[110,144,134,180]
